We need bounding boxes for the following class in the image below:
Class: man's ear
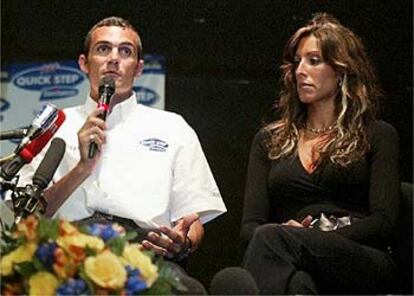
[78,54,89,75]
[134,59,145,78]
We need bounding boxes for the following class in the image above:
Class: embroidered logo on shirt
[139,138,169,152]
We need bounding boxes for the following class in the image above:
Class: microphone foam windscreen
[210,267,259,295]
[179,276,207,295]
[32,137,66,189]
[99,76,115,92]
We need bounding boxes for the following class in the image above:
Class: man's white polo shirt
[18,94,226,228]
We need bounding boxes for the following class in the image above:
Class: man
[18,16,226,261]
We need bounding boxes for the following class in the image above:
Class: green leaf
[107,237,125,256]
[142,249,156,260]
[32,257,45,271]
[0,226,20,255]
[14,261,36,278]
[77,224,90,234]
[143,279,172,295]
[123,231,138,241]
[155,260,187,292]
[85,245,97,257]
[37,218,59,241]
[79,266,95,295]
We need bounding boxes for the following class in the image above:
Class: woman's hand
[282,215,313,228]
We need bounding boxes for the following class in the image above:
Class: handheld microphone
[0,109,65,182]
[12,138,66,223]
[88,76,115,158]
[210,267,259,295]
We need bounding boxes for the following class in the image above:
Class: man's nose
[108,48,120,64]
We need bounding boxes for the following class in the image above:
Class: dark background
[1,0,412,288]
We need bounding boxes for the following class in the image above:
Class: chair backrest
[393,182,413,294]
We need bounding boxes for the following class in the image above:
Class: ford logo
[13,66,85,91]
[133,86,159,106]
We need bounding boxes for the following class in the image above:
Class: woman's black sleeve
[240,129,272,245]
[336,121,400,248]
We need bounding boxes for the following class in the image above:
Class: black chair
[391,182,413,294]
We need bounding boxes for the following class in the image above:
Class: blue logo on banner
[139,138,169,152]
[0,98,11,122]
[12,64,85,101]
[0,98,10,112]
[133,86,159,106]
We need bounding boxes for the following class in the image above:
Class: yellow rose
[53,247,77,279]
[122,244,158,287]
[84,251,127,289]
[1,242,37,276]
[57,233,104,253]
[15,215,39,242]
[29,271,59,296]
[59,220,78,236]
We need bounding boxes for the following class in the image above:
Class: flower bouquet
[0,215,185,295]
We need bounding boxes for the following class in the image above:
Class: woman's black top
[241,120,400,250]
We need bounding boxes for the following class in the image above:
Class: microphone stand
[11,184,47,224]
[0,177,47,225]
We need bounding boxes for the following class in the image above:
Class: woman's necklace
[304,123,337,134]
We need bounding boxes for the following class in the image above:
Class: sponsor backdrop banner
[0,54,165,154]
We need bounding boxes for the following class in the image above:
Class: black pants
[242,224,398,295]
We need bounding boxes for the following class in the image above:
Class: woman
[241,13,400,294]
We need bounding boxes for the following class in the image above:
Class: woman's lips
[298,82,314,89]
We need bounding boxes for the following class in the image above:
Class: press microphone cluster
[11,138,66,223]
[88,76,115,158]
[0,104,65,182]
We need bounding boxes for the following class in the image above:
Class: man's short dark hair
[84,16,142,59]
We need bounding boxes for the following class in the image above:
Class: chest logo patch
[139,138,169,152]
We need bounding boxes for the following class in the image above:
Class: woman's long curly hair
[267,13,381,167]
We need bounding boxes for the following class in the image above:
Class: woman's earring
[338,76,343,88]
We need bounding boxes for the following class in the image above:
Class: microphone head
[99,76,115,96]
[32,104,59,130]
[19,110,66,163]
[15,104,60,152]
[179,276,207,295]
[32,137,66,189]
[210,267,259,295]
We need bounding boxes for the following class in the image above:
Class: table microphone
[210,267,259,295]
[179,276,207,295]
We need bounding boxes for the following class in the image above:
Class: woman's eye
[309,56,321,65]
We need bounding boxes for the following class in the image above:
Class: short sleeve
[169,118,227,224]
